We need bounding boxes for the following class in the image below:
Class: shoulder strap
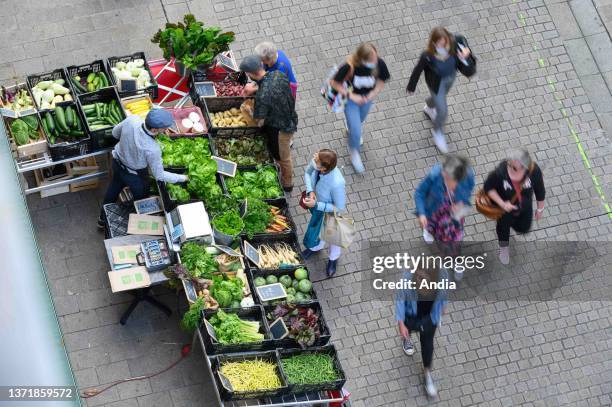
[344,62,354,82]
[510,162,536,203]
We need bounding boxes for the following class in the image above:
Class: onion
[181,118,194,130]
[188,112,200,123]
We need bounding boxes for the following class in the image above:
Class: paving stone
[585,32,612,72]
[565,38,600,76]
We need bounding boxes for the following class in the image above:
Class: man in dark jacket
[240,55,298,192]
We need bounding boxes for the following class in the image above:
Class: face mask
[363,61,377,69]
[436,47,449,57]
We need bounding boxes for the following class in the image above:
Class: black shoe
[326,259,338,277]
[97,216,105,230]
[301,249,315,260]
[283,185,294,193]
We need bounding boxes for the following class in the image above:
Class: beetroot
[214,81,244,97]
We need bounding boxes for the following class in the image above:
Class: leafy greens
[208,310,264,344]
[226,166,283,199]
[242,198,274,238]
[211,208,244,236]
[181,242,218,279]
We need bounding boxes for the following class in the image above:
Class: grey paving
[8,0,612,406]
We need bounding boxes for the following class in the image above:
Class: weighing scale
[164,201,213,252]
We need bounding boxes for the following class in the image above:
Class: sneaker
[499,246,510,265]
[326,259,338,277]
[301,248,316,260]
[423,105,437,121]
[454,266,464,282]
[424,371,438,398]
[403,338,415,356]
[423,229,434,243]
[97,216,105,230]
[349,148,365,174]
[432,130,448,154]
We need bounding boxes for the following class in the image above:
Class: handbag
[321,63,353,113]
[299,191,309,210]
[476,163,534,220]
[320,209,356,249]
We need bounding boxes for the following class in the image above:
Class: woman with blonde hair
[406,27,476,153]
[330,43,390,173]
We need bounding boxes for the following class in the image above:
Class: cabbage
[133,59,145,68]
[42,89,55,103]
[130,67,143,77]
[115,61,127,69]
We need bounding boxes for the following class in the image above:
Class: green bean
[281,353,338,385]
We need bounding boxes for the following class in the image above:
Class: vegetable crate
[4,114,49,158]
[210,134,273,169]
[76,87,125,151]
[241,198,296,239]
[212,350,290,401]
[264,302,331,349]
[249,266,318,306]
[201,305,275,355]
[156,172,226,212]
[242,233,305,272]
[65,60,113,95]
[189,72,247,102]
[223,165,285,201]
[167,106,208,135]
[279,345,347,394]
[106,51,158,99]
[26,68,73,112]
[0,83,38,116]
[161,134,215,171]
[200,96,258,136]
[38,104,90,160]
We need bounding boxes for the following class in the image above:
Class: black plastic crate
[201,305,274,355]
[65,60,113,95]
[263,301,331,348]
[241,233,304,272]
[159,134,214,172]
[199,96,258,136]
[241,198,296,239]
[189,72,247,102]
[279,345,347,394]
[102,202,135,239]
[76,87,125,151]
[223,165,284,201]
[210,134,272,168]
[212,350,289,401]
[26,69,73,111]
[38,104,90,160]
[248,266,318,306]
[106,52,158,100]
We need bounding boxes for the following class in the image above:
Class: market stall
[4,13,351,406]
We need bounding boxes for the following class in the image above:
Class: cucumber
[99,72,108,87]
[41,114,49,135]
[65,106,74,128]
[93,76,100,88]
[69,129,84,137]
[75,117,82,131]
[71,77,87,93]
[54,106,68,132]
[95,103,101,119]
[45,113,55,134]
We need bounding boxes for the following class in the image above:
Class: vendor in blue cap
[98,108,188,228]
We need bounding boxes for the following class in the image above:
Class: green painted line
[538,58,546,67]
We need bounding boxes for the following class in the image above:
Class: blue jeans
[99,159,150,219]
[426,75,455,132]
[344,99,373,151]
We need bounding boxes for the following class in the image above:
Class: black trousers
[405,316,437,368]
[496,209,533,245]
[99,159,150,219]
[261,125,280,160]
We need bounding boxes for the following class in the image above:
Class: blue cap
[145,109,174,129]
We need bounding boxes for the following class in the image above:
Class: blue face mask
[363,61,377,69]
[436,47,449,57]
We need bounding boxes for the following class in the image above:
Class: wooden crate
[67,157,100,192]
[34,165,71,198]
[4,116,48,158]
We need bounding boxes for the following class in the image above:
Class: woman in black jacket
[483,149,546,264]
[406,27,476,153]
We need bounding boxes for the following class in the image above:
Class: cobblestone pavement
[11,0,612,405]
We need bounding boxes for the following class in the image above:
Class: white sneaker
[423,229,434,243]
[499,246,510,265]
[424,372,437,398]
[349,148,365,174]
[423,105,437,121]
[432,130,448,153]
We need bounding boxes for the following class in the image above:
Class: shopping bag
[320,210,356,249]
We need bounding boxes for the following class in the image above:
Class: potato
[229,107,240,115]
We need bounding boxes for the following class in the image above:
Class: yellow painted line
[515,3,612,219]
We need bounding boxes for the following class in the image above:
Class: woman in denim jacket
[396,268,449,398]
[301,149,346,277]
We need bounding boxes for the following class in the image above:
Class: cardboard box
[108,266,151,293]
[127,214,165,236]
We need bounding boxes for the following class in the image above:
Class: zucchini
[69,129,84,137]
[45,113,55,134]
[83,104,96,112]
[65,106,74,128]
[75,117,82,131]
[41,114,49,135]
[54,106,68,132]
[99,72,108,87]
[95,103,101,119]
[71,77,87,93]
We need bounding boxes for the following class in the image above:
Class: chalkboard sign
[203,318,218,342]
[218,372,234,392]
[256,283,287,302]
[182,279,197,303]
[215,245,242,257]
[268,317,289,339]
[134,196,162,215]
[0,108,17,118]
[212,156,237,177]
[194,81,216,97]
[119,78,138,92]
[243,240,260,267]
[20,108,37,117]
[217,53,238,72]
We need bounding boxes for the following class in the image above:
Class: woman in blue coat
[301,149,346,277]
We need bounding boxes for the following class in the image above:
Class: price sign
[218,372,234,392]
[256,283,287,302]
[268,317,289,339]
[217,52,238,72]
[20,108,37,117]
[0,108,17,118]
[194,82,216,97]
[215,245,242,257]
[134,196,162,215]
[203,318,218,342]
[243,240,260,267]
[119,78,138,92]
[182,279,198,303]
[212,156,237,177]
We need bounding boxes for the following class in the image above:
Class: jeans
[426,74,456,132]
[496,209,533,246]
[99,159,149,219]
[344,99,373,151]
[405,315,437,368]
